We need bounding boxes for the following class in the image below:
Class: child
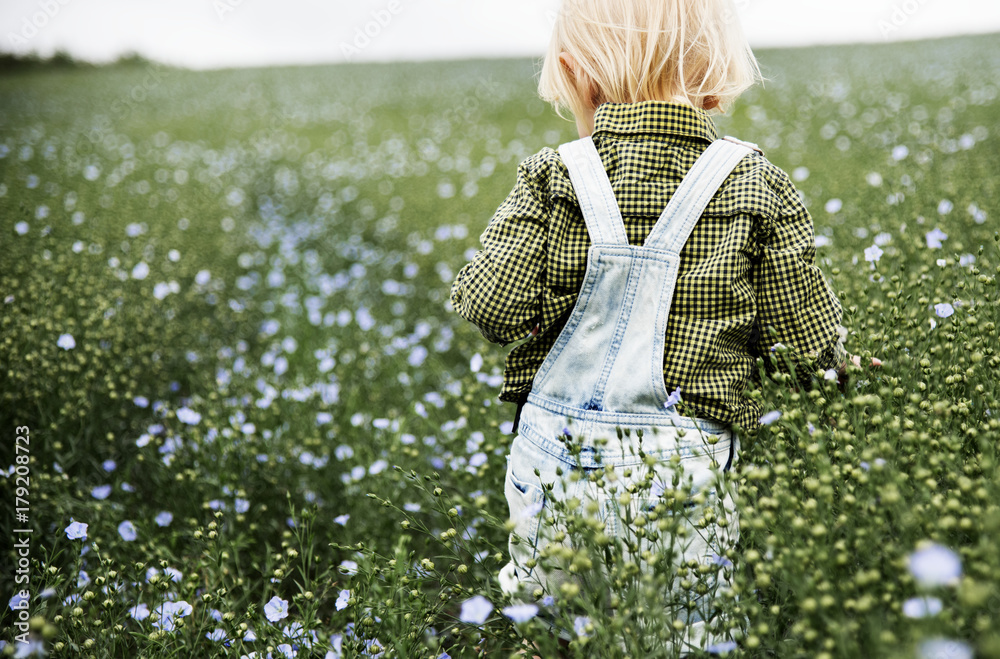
[451,0,847,650]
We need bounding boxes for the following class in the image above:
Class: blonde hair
[539,0,762,119]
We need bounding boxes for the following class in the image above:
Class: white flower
[908,543,962,587]
[57,333,76,350]
[864,245,883,263]
[335,589,350,611]
[824,198,843,214]
[132,261,150,280]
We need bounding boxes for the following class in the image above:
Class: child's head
[539,0,761,122]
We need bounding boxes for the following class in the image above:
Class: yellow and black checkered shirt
[451,101,846,431]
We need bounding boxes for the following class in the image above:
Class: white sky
[1,0,999,69]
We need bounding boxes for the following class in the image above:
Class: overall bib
[499,135,758,649]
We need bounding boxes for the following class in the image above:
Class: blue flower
[207,628,227,642]
[65,520,88,540]
[155,511,173,527]
[908,543,962,587]
[235,498,250,514]
[118,520,138,542]
[57,333,76,350]
[459,595,492,624]
[8,593,28,610]
[573,616,591,637]
[501,603,538,623]
[903,596,943,618]
[334,514,350,526]
[128,603,149,620]
[760,410,782,426]
[864,245,883,263]
[91,484,112,500]
[664,387,682,409]
[707,640,738,655]
[265,596,289,622]
[335,589,350,611]
[934,303,955,318]
[176,406,201,425]
[917,639,972,659]
[925,228,948,249]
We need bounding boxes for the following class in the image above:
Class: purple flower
[459,595,492,624]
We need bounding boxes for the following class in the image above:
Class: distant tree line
[0,50,158,72]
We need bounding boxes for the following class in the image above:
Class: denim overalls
[499,135,759,649]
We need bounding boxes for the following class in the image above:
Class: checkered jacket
[451,101,846,431]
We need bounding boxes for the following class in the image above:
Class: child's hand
[850,355,883,368]
[838,354,883,392]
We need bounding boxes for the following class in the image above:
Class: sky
[1,0,999,70]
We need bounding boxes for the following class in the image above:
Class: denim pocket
[504,457,545,575]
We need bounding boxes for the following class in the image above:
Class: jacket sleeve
[751,166,848,380]
[450,149,554,345]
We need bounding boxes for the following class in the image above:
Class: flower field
[1,33,1000,658]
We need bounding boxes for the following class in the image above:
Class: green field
[1,33,1000,658]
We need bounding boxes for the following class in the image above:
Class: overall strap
[644,137,759,252]
[558,137,629,246]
